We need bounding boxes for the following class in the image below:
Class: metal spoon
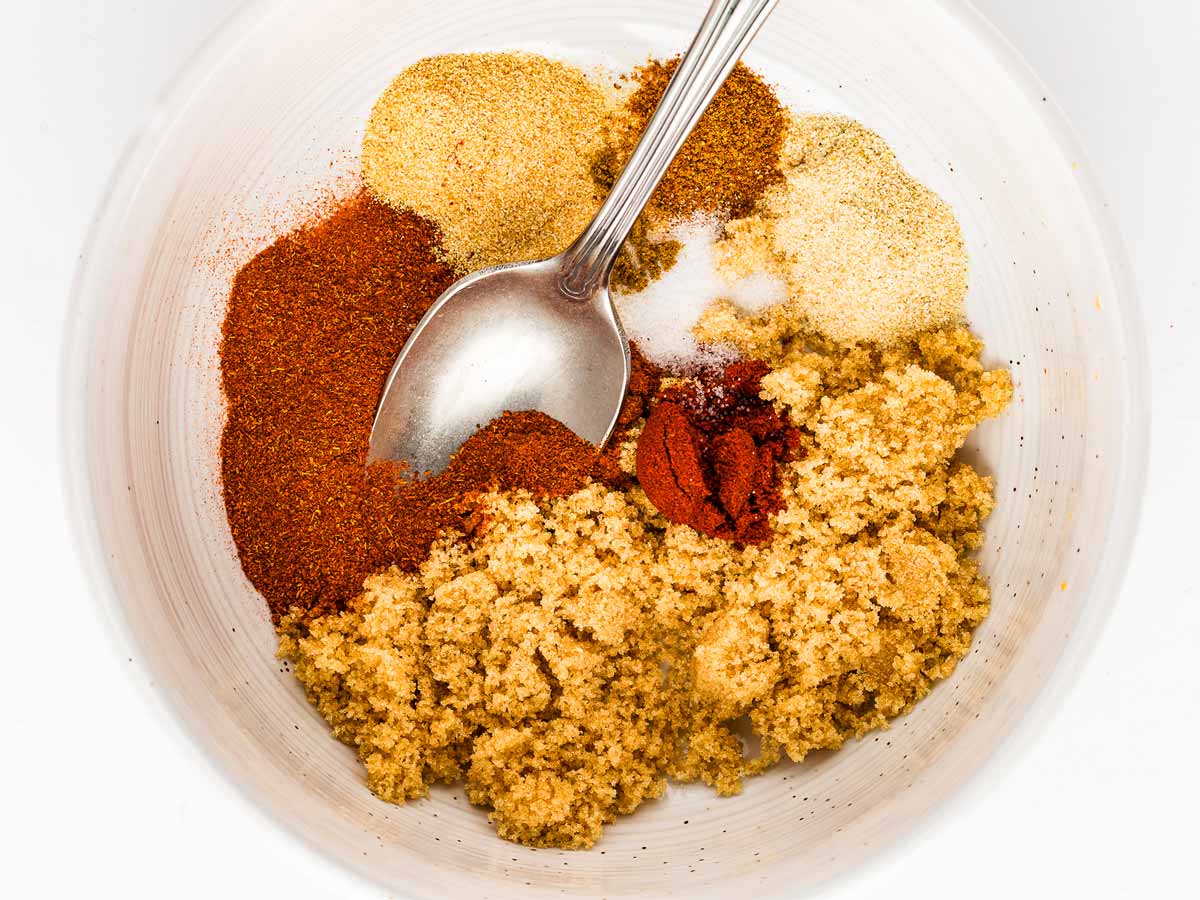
[369,0,779,474]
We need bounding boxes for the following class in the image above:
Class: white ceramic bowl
[63,1,1148,896]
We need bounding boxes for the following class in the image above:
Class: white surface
[2,2,1195,898]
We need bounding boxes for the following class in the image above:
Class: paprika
[220,193,661,622]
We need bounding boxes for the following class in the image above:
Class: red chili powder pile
[220,193,660,622]
[635,359,801,543]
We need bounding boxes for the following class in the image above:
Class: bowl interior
[65,0,1147,897]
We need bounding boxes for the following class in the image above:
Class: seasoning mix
[219,51,1011,849]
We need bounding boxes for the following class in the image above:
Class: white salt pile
[615,216,787,368]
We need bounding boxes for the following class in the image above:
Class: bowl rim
[59,0,1151,896]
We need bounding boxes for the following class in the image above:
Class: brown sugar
[280,324,1011,849]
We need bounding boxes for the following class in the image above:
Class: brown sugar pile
[362,53,612,271]
[280,324,1011,849]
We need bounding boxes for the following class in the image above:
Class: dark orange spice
[221,194,454,622]
[220,193,663,622]
[428,410,620,502]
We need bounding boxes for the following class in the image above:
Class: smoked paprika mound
[221,195,454,622]
[220,193,661,622]
[635,360,800,543]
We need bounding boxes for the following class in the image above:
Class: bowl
[62,0,1148,896]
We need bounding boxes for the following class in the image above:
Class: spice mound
[597,57,786,223]
[636,360,801,542]
[218,49,1015,852]
[714,113,969,344]
[420,409,624,498]
[220,195,455,622]
[362,52,611,271]
[220,196,652,623]
[598,58,786,293]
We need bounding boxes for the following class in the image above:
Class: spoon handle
[558,0,779,300]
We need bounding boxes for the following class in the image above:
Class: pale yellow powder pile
[715,113,968,343]
[279,324,1011,849]
[362,53,612,271]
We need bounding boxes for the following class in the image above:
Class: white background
[2,1,1196,897]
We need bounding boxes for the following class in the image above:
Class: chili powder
[220,193,661,622]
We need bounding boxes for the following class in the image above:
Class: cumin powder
[603,58,786,223]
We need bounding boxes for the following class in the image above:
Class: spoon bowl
[368,257,629,472]
[369,0,779,474]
